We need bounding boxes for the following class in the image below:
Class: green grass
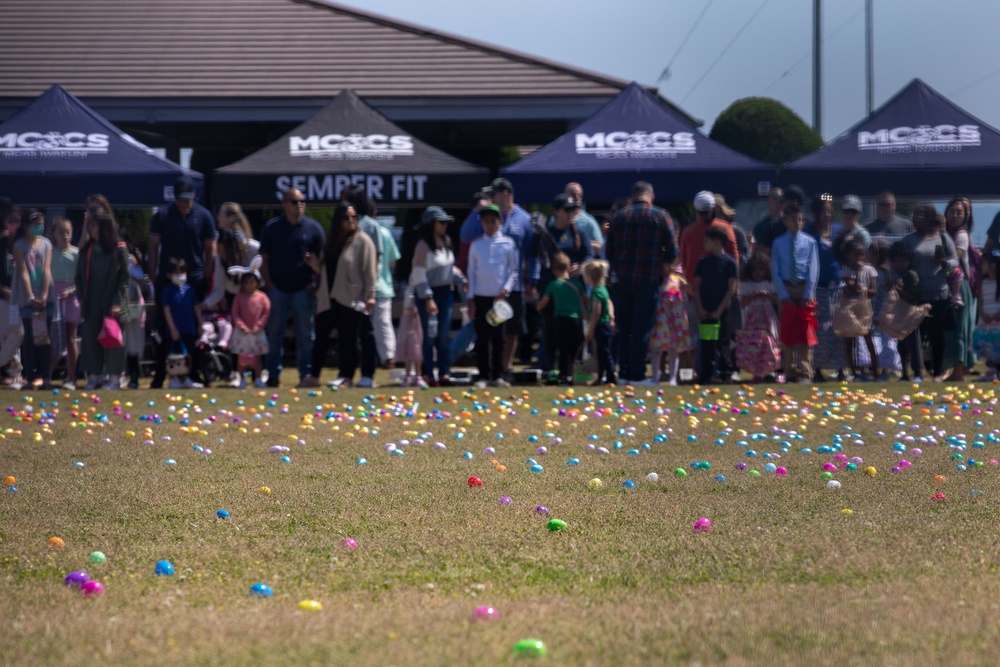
[3,381,1000,665]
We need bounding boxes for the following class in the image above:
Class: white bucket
[486,299,514,326]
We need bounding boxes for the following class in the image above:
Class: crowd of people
[0,175,994,390]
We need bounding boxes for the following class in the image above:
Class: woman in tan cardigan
[305,203,376,387]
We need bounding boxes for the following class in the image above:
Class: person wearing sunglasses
[864,190,914,240]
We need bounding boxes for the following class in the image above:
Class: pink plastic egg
[80,580,104,597]
[693,517,712,533]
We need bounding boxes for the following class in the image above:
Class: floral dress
[648,273,690,353]
[736,279,781,377]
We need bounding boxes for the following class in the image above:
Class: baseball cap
[553,193,580,210]
[694,190,716,213]
[174,176,196,201]
[421,206,454,225]
[490,177,513,193]
[841,194,862,212]
[480,204,502,218]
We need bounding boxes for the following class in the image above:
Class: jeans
[265,288,316,380]
[611,280,659,382]
[594,321,616,383]
[415,285,454,380]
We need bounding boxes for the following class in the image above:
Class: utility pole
[813,0,822,135]
[865,0,874,115]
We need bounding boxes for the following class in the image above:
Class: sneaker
[62,381,76,390]
[855,373,871,382]
[253,377,267,388]
[238,376,247,389]
[229,373,243,388]
[493,378,511,388]
[474,380,489,389]
[266,376,280,388]
[296,376,320,388]
[357,377,375,389]
[416,377,429,389]
[9,377,24,391]
[100,378,120,390]
[128,378,139,390]
[912,376,924,383]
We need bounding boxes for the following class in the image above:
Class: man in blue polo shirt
[147,175,217,388]
[260,187,325,388]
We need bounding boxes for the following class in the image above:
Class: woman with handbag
[11,209,54,390]
[901,204,960,382]
[75,212,130,390]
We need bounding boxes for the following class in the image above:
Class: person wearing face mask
[159,257,202,389]
[12,209,54,389]
[0,199,25,388]
[75,211,131,390]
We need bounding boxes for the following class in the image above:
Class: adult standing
[563,182,603,255]
[806,194,844,382]
[12,210,54,390]
[259,188,325,387]
[838,195,871,250]
[751,186,784,254]
[489,179,533,376]
[309,203,377,387]
[0,200,24,386]
[410,206,461,385]
[902,203,959,381]
[147,176,217,388]
[341,188,383,379]
[216,202,260,259]
[605,181,677,384]
[865,190,914,239]
[943,195,977,381]
[715,194,748,378]
[75,212,130,390]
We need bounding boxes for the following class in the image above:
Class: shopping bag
[98,316,123,348]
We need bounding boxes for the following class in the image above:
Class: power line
[659,0,716,83]
[761,8,863,95]
[681,0,772,104]
[949,67,1000,98]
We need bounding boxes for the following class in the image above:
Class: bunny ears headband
[227,255,262,281]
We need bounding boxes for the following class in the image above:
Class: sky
[336,0,1000,142]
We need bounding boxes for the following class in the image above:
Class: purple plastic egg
[535,505,550,516]
[64,570,89,588]
[499,496,512,505]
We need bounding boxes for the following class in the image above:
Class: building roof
[0,0,629,99]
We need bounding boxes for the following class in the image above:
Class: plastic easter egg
[673,467,687,478]
[775,466,788,476]
[530,464,544,473]
[280,455,291,463]
[48,536,65,550]
[546,519,567,532]
[463,451,474,459]
[356,458,368,465]
[932,493,947,501]
[841,508,853,515]
[764,462,777,473]
[646,472,659,482]
[154,560,175,576]
[566,458,580,466]
[472,605,499,620]
[535,505,550,516]
[748,469,761,477]
[535,446,548,456]
[80,580,104,597]
[499,496,512,505]
[164,459,177,466]
[72,461,85,468]
[3,475,14,486]
[587,477,603,490]
[467,475,483,487]
[250,582,273,598]
[714,474,727,483]
[512,639,547,657]
[88,551,106,565]
[260,486,272,495]
[827,480,842,489]
[341,538,358,550]
[64,570,89,588]
[933,475,947,484]
[298,599,322,612]
[622,480,636,489]
[693,517,711,533]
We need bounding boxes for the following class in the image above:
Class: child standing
[125,250,147,389]
[536,252,587,386]
[737,252,781,382]
[772,205,819,383]
[974,252,1000,381]
[889,241,924,382]
[12,209,54,390]
[583,260,617,386]
[694,226,738,384]
[228,257,270,388]
[49,217,80,389]
[161,257,202,389]
[396,287,425,388]
[648,263,689,385]
[838,239,879,379]
[467,203,518,389]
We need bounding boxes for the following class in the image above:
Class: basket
[699,321,721,341]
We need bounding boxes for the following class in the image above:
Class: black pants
[21,312,52,383]
[699,311,732,382]
[553,316,583,381]
[594,321,616,383]
[921,300,954,378]
[313,303,376,382]
[899,328,924,377]
[473,296,506,381]
[152,275,208,387]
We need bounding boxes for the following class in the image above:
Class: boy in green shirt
[536,252,587,385]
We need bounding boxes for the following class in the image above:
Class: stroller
[196,312,233,385]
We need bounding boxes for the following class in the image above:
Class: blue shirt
[805,223,842,289]
[259,215,325,293]
[162,283,197,336]
[771,231,819,301]
[150,201,216,280]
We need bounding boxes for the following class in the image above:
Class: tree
[710,97,823,166]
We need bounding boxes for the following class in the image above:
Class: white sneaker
[474,380,488,389]
[253,377,267,388]
[9,377,23,391]
[357,376,375,388]
[168,377,183,389]
[182,378,204,389]
[416,377,429,389]
[62,381,76,390]
[493,378,511,388]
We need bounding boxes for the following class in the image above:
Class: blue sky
[337,0,1000,142]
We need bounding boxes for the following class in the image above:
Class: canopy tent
[215,89,488,206]
[500,82,773,203]
[782,78,1000,196]
[0,85,202,206]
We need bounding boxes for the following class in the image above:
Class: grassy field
[4,380,1000,666]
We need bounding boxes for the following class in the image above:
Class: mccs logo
[857,124,980,152]
[0,131,109,154]
[575,131,696,158]
[289,134,414,160]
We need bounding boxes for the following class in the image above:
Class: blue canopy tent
[782,79,1000,197]
[0,85,202,205]
[501,82,773,203]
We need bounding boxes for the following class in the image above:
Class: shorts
[505,290,526,336]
